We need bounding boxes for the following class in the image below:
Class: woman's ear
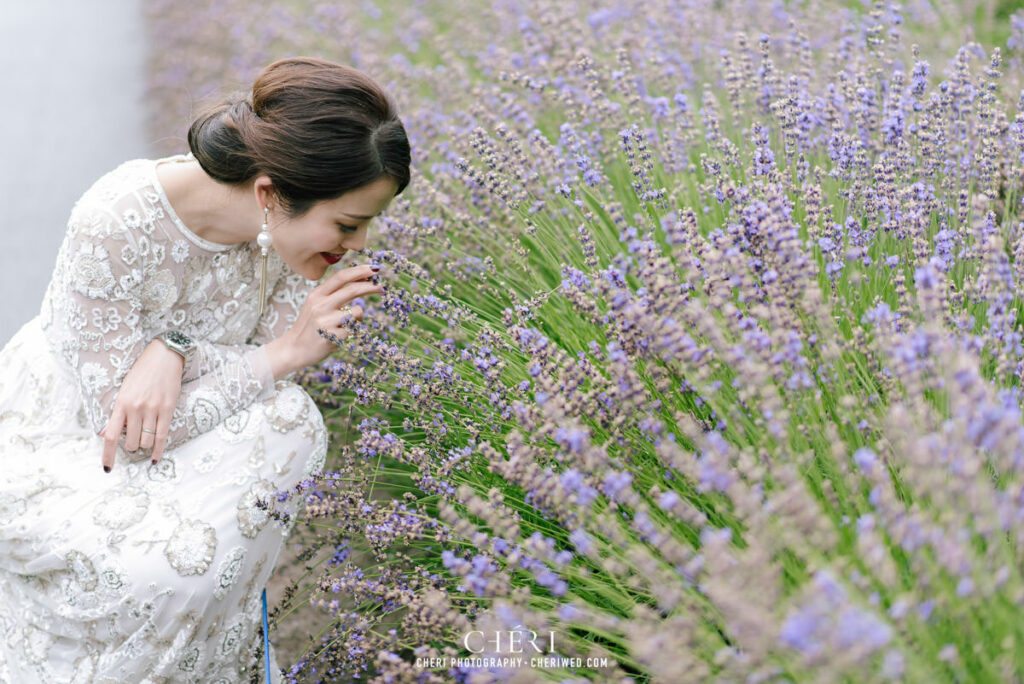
[253,175,276,211]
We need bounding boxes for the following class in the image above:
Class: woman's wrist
[150,338,186,373]
[155,330,195,371]
[263,336,302,382]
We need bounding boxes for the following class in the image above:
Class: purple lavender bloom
[558,604,581,621]
[327,542,350,568]
[835,606,893,651]
[780,607,825,655]
[813,570,847,603]
[911,59,929,95]
[569,528,593,554]
[535,567,566,596]
[560,469,598,505]
[882,650,905,679]
[914,264,938,289]
[646,95,671,120]
[582,168,603,186]
[881,109,904,144]
[602,470,634,500]
[465,554,498,596]
[697,458,732,493]
[441,550,459,569]
[470,554,492,574]
[553,549,572,565]
[853,447,877,472]
[586,7,616,29]
[561,266,591,290]
[966,407,1011,451]
[699,526,732,546]
[862,302,893,326]
[554,426,587,453]
[658,490,680,511]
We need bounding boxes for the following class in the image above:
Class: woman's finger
[323,281,384,313]
[124,411,143,453]
[150,410,170,465]
[139,412,158,451]
[317,263,380,296]
[317,303,363,330]
[101,411,126,472]
[336,304,364,325]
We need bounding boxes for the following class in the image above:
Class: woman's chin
[286,256,329,281]
[311,262,332,280]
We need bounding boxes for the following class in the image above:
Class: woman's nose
[343,226,369,252]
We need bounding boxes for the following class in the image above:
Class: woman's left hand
[99,339,184,472]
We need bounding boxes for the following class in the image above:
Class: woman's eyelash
[338,223,359,232]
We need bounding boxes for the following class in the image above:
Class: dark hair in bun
[187,56,411,217]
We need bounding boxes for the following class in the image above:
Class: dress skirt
[0,315,327,683]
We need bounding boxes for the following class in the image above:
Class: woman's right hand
[266,263,384,379]
[99,338,185,472]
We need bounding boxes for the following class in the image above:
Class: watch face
[166,330,193,347]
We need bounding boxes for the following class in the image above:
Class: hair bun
[186,57,411,217]
[187,92,260,184]
[229,97,262,122]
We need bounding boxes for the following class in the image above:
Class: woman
[0,56,410,682]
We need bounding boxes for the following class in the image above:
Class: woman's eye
[338,223,359,233]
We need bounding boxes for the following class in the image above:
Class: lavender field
[148,1,1024,681]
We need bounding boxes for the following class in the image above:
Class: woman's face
[264,175,399,280]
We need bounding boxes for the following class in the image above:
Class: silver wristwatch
[157,330,196,367]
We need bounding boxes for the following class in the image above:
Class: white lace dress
[0,154,327,683]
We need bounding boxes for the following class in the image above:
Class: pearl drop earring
[257,205,273,316]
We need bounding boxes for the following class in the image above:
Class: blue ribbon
[262,587,273,682]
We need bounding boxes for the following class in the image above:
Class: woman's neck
[157,158,262,245]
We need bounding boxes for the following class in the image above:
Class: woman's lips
[321,252,343,265]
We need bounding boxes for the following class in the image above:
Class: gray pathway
[0,0,152,347]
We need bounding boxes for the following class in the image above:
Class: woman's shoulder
[74,156,164,205]
[66,155,186,238]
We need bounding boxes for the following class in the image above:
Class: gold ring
[339,305,354,324]
[142,428,156,434]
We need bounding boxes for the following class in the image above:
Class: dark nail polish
[103,465,111,473]
[370,265,381,273]
[151,459,158,466]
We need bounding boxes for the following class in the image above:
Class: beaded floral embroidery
[164,519,217,576]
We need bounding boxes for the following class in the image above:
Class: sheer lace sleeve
[49,200,287,452]
[248,270,314,346]
[179,268,315,387]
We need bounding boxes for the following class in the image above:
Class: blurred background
[1,0,1017,348]
[0,0,151,346]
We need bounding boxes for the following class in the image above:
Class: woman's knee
[259,381,327,479]
[261,381,323,436]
